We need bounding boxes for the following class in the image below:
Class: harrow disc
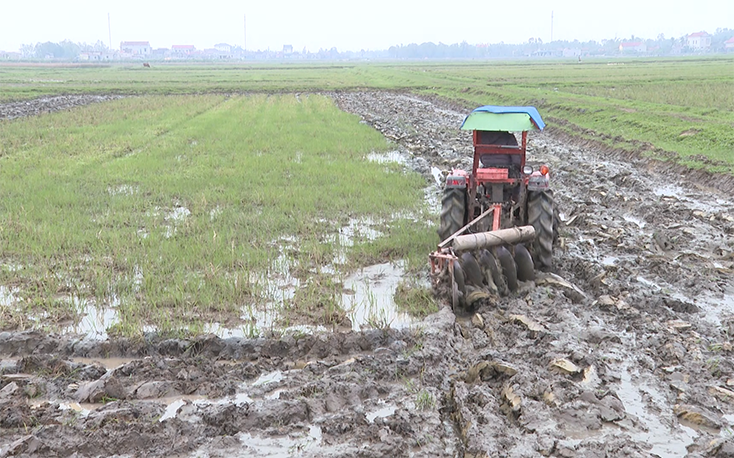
[514,244,535,282]
[496,246,518,292]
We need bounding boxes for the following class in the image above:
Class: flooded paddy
[2,91,734,456]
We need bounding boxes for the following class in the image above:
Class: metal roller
[452,226,536,252]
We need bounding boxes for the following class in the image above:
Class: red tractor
[430,106,556,310]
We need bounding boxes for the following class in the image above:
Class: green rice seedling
[416,390,436,411]
[394,279,438,318]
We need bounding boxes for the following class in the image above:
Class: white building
[79,52,115,61]
[120,41,151,56]
[619,42,647,53]
[687,32,711,50]
[171,45,195,57]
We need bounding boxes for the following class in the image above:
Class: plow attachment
[430,207,537,311]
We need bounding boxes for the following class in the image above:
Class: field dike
[2,92,734,457]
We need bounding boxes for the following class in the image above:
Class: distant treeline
[11,28,734,60]
[387,28,734,58]
[18,40,110,59]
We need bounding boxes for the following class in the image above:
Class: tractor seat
[477,131,520,175]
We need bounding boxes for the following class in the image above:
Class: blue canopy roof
[460,105,546,131]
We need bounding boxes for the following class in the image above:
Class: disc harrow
[429,105,556,311]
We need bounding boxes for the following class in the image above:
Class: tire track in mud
[1,92,734,457]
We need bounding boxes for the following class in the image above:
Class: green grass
[1,58,732,173]
[0,93,435,336]
[394,279,439,318]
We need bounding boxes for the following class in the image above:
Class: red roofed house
[687,32,711,50]
[725,37,734,51]
[171,45,196,57]
[120,41,151,56]
[619,41,647,53]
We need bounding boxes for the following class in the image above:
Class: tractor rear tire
[528,190,555,271]
[438,187,466,242]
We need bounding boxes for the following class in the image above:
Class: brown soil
[2,92,734,457]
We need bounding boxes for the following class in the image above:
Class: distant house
[151,48,169,59]
[562,48,581,57]
[686,32,711,50]
[171,45,195,57]
[79,51,114,61]
[120,41,151,56]
[214,43,231,53]
[0,51,21,60]
[619,42,646,53]
[725,37,734,51]
[283,44,294,54]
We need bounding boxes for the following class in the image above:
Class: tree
[35,42,64,58]
[20,43,34,58]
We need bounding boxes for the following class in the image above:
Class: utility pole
[108,13,112,50]
[244,14,247,52]
[550,11,554,43]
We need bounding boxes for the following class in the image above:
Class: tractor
[429,105,556,310]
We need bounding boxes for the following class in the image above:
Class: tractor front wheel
[527,190,555,271]
[438,187,466,242]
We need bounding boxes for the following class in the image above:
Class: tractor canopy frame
[459,106,545,231]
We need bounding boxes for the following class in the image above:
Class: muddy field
[2,92,734,457]
[0,95,122,121]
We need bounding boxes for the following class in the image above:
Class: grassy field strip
[413,60,734,173]
[0,93,436,337]
[3,59,731,172]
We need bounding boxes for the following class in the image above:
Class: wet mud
[2,92,734,457]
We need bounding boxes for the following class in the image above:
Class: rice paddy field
[0,92,436,337]
[0,56,732,337]
[3,58,734,457]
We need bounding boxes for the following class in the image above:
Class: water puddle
[635,276,661,290]
[622,215,646,229]
[366,403,397,423]
[0,358,18,371]
[653,184,725,213]
[341,261,414,331]
[653,184,686,200]
[697,286,734,327]
[107,184,137,196]
[601,256,618,267]
[367,150,407,165]
[71,357,136,370]
[160,399,186,421]
[55,401,98,417]
[63,300,119,339]
[0,285,17,306]
[164,206,191,238]
[615,365,697,457]
[265,389,286,400]
[235,426,322,457]
[336,217,383,248]
[252,370,283,387]
[153,392,253,423]
[430,166,443,185]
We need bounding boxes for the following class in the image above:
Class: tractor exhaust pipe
[452,226,536,252]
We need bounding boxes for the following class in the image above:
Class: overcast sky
[1,0,731,52]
